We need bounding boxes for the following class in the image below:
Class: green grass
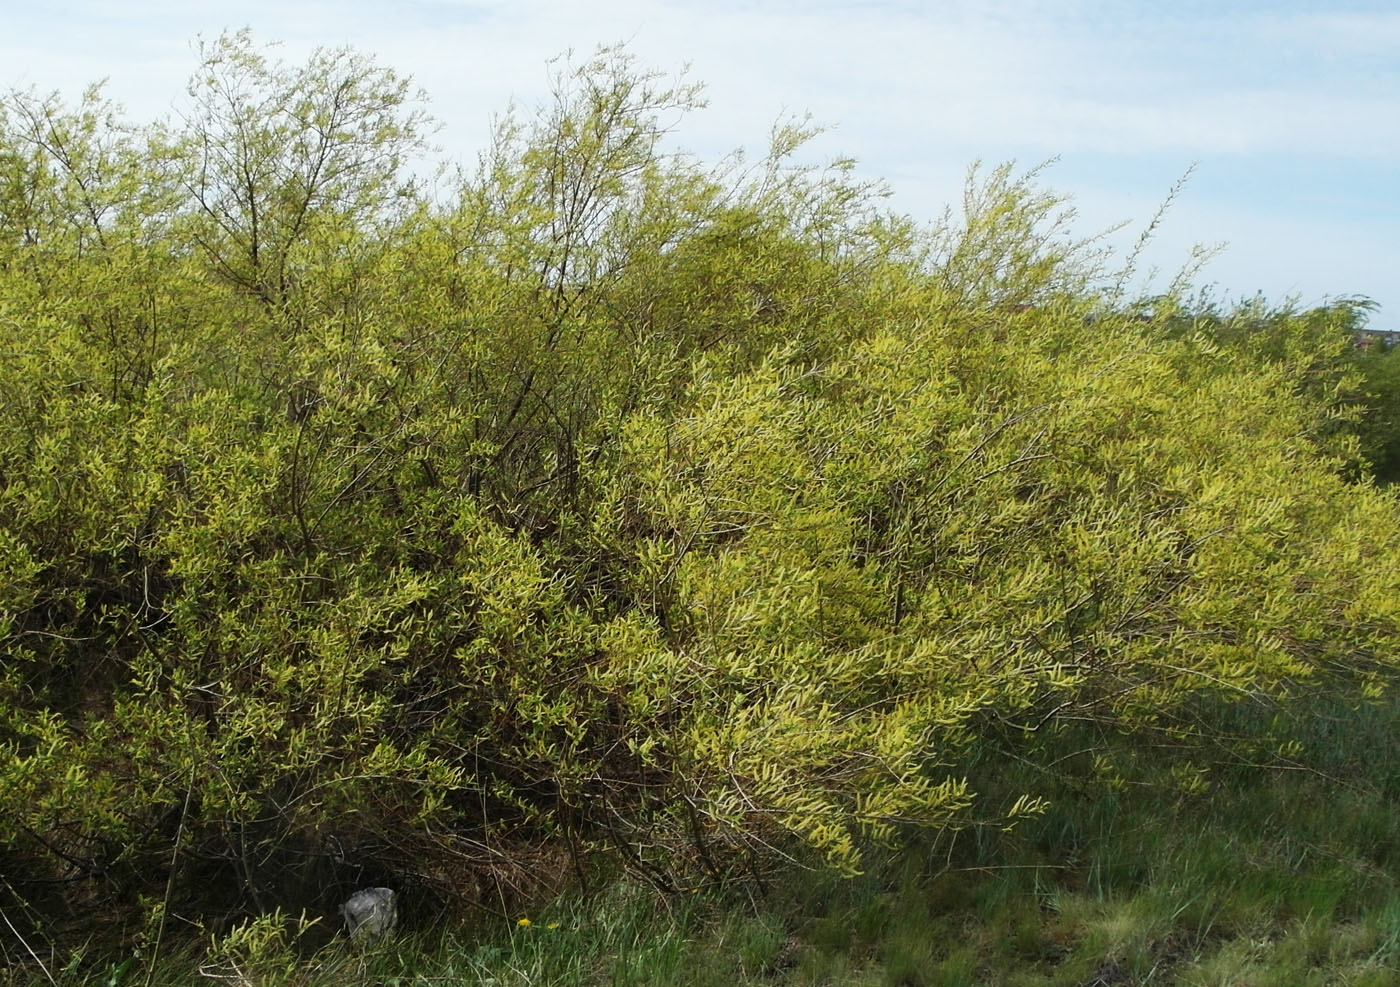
[7,691,1400,986]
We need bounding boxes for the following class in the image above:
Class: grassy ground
[8,689,1400,986]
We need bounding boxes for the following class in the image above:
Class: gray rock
[340,887,398,942]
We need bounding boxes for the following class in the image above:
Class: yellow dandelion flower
[547,922,560,930]
[517,917,531,927]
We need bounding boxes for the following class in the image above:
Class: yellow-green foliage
[597,303,1400,871]
[1,32,1398,939]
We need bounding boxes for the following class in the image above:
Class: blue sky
[3,0,1396,323]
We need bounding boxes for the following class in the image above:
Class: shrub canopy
[1,34,1397,941]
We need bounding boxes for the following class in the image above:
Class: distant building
[1357,329,1400,351]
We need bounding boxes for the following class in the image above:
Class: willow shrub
[596,303,1400,874]
[2,35,1399,946]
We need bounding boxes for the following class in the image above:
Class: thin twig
[145,753,197,987]
[0,901,56,987]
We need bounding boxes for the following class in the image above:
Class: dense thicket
[1350,331,1400,484]
[2,33,1398,949]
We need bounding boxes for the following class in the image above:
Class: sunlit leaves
[1,36,1398,931]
